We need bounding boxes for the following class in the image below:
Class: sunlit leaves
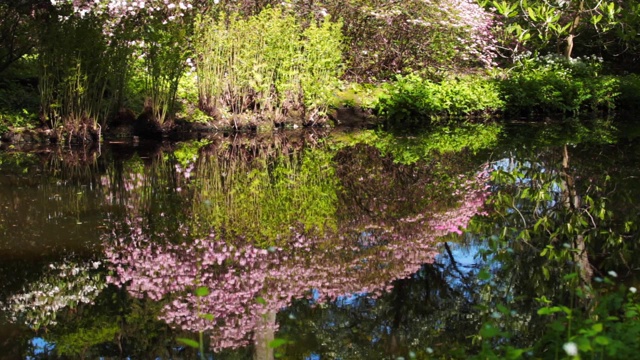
[177,337,200,348]
[195,286,210,297]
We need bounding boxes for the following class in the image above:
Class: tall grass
[38,15,130,133]
[137,20,189,125]
[194,7,343,124]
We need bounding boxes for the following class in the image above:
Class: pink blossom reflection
[104,170,489,351]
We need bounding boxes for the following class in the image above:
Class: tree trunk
[254,310,276,360]
[561,144,593,286]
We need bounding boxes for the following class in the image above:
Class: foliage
[500,54,620,116]
[618,74,640,110]
[0,60,40,131]
[534,281,640,360]
[192,146,339,245]
[103,161,489,352]
[375,74,504,126]
[53,317,120,357]
[0,259,106,331]
[194,6,343,123]
[38,12,134,131]
[50,0,497,83]
[465,126,640,358]
[311,0,497,81]
[486,0,639,61]
[0,1,40,73]
[137,15,190,124]
[175,71,214,123]
[330,82,384,110]
[330,124,501,165]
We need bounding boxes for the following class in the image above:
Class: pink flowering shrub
[307,0,498,80]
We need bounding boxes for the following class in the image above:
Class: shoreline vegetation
[1,0,640,144]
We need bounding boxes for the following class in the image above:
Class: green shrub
[501,54,620,116]
[375,74,504,127]
[618,74,640,110]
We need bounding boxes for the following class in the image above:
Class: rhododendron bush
[103,169,489,351]
[49,0,498,75]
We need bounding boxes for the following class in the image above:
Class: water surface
[0,120,638,359]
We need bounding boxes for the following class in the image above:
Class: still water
[0,120,639,359]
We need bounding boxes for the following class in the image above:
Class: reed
[138,20,189,125]
[38,15,130,133]
[300,17,343,122]
[194,7,343,124]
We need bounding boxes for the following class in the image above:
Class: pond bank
[0,104,378,146]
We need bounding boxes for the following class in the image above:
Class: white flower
[608,270,618,278]
[630,287,637,294]
[563,342,578,356]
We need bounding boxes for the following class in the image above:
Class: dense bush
[500,54,620,116]
[38,13,122,129]
[1,0,639,134]
[315,0,497,81]
[487,0,640,65]
[618,74,640,110]
[369,55,629,126]
[374,74,504,127]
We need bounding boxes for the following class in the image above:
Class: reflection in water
[1,260,104,330]
[1,121,637,358]
[102,138,489,351]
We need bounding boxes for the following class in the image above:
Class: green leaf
[591,323,603,333]
[594,336,610,345]
[497,304,510,315]
[195,286,210,297]
[177,338,200,348]
[478,268,492,281]
[199,313,215,321]
[542,266,550,280]
[268,338,289,349]
[576,337,593,352]
[256,296,267,305]
[537,306,564,315]
[480,324,500,338]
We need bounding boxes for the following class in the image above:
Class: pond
[0,119,639,359]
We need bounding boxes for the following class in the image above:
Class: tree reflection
[102,138,490,354]
[456,120,640,357]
